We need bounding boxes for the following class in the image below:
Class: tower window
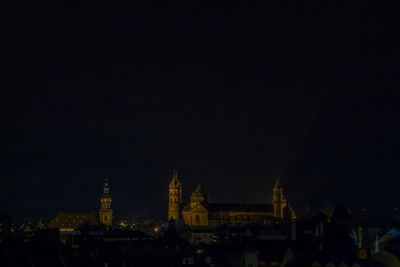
[104,215,108,221]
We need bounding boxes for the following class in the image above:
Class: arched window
[104,215,108,221]
[195,215,200,225]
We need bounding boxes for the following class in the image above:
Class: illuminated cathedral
[168,171,296,226]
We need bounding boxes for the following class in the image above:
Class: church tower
[272,178,287,218]
[168,171,182,220]
[189,185,207,208]
[99,176,113,228]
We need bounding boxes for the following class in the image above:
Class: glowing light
[196,248,204,254]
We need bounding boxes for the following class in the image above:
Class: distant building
[99,176,113,228]
[189,226,216,245]
[49,212,98,232]
[167,172,296,227]
[48,176,113,233]
[168,171,182,221]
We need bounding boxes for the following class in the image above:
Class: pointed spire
[103,176,110,195]
[172,170,178,180]
[193,184,203,195]
[170,170,181,187]
[191,184,207,203]
[274,176,281,188]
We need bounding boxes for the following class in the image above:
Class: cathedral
[168,172,296,227]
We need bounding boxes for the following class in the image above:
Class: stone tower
[189,185,207,208]
[272,178,287,218]
[99,176,113,228]
[168,171,182,220]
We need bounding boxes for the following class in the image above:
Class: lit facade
[99,176,113,228]
[273,178,288,218]
[168,171,182,220]
[167,173,295,227]
[49,212,98,232]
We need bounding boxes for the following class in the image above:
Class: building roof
[49,212,98,231]
[192,185,206,196]
[170,171,181,187]
[206,203,274,212]
[274,178,281,188]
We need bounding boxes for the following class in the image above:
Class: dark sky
[2,5,400,220]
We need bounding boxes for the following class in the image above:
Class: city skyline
[1,170,398,220]
[2,6,399,220]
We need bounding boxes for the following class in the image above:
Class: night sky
[3,5,400,220]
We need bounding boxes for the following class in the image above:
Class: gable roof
[207,203,274,213]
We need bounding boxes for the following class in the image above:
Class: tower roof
[273,177,281,188]
[190,184,208,202]
[103,176,110,196]
[170,170,181,187]
[192,184,204,196]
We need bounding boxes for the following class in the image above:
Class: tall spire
[103,176,110,195]
[272,176,288,218]
[171,170,180,186]
[168,170,182,220]
[99,176,113,228]
[273,176,281,188]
